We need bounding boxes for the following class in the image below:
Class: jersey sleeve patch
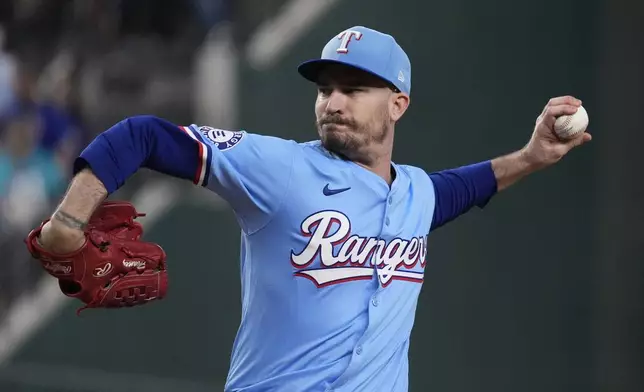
[198,126,246,151]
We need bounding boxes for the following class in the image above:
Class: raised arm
[429,95,591,231]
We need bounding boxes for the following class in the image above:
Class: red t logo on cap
[336,30,363,54]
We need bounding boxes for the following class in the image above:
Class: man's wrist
[52,209,89,231]
[518,147,547,172]
[491,148,544,191]
[38,220,86,254]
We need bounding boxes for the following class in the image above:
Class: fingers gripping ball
[554,105,589,140]
[25,201,168,315]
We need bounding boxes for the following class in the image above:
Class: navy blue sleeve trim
[73,115,211,194]
[428,160,498,231]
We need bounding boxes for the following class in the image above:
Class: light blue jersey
[180,125,434,391]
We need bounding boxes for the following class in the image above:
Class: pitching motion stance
[26,26,591,391]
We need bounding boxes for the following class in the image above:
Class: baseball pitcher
[25,26,591,391]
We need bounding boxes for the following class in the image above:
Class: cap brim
[297,59,394,89]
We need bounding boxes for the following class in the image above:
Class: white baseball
[554,105,589,140]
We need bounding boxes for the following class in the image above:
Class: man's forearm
[490,149,542,191]
[39,169,108,253]
[52,169,108,229]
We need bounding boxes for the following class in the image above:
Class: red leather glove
[25,201,168,315]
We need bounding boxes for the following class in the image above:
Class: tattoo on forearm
[53,210,88,230]
[50,169,107,231]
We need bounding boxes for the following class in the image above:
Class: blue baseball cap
[298,26,411,94]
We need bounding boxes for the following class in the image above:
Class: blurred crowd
[0,18,80,317]
[0,0,241,320]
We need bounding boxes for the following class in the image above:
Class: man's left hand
[522,95,592,168]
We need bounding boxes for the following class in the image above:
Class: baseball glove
[25,201,168,315]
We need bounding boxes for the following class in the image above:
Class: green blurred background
[0,0,642,391]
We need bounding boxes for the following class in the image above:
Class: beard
[316,112,389,165]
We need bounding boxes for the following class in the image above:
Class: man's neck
[356,153,394,185]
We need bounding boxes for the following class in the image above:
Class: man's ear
[390,93,410,122]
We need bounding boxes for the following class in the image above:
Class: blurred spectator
[0,111,65,315]
[0,112,66,234]
[0,112,66,317]
[0,27,17,119]
[0,55,84,172]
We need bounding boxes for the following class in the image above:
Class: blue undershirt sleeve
[428,160,498,231]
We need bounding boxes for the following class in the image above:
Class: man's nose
[325,90,348,113]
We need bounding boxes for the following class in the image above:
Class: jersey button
[372,296,379,307]
[356,345,363,355]
[388,197,393,205]
[385,217,390,226]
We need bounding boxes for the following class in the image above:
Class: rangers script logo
[291,210,427,287]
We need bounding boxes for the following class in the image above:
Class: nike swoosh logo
[323,184,351,196]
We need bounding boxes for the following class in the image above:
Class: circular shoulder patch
[198,126,246,151]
